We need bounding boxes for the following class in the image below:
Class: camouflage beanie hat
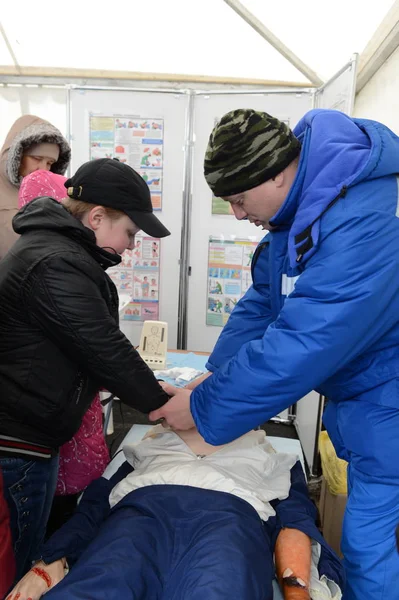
[204,109,301,197]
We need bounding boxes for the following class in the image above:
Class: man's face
[223,178,287,231]
[222,161,298,231]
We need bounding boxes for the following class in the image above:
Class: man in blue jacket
[150,108,399,599]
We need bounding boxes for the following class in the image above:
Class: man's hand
[6,559,66,600]
[149,383,195,430]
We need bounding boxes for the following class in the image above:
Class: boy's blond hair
[61,198,125,222]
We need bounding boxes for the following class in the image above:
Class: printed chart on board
[207,237,257,327]
[89,115,164,210]
[211,194,235,216]
[107,233,161,322]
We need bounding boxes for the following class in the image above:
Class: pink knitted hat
[18,169,67,208]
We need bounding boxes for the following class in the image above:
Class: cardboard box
[319,476,347,558]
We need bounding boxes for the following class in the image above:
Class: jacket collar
[12,197,121,269]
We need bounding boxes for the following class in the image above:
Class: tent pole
[223,0,323,86]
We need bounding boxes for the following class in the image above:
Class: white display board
[67,81,355,469]
[187,91,313,353]
[314,55,358,115]
[69,88,188,349]
[186,91,313,422]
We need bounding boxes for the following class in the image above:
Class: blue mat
[156,352,209,387]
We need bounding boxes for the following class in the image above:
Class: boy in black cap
[0,159,170,583]
[64,158,169,240]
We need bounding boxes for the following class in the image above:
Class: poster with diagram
[90,115,163,211]
[107,233,161,322]
[212,195,235,215]
[207,237,257,327]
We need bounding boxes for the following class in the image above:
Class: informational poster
[90,115,164,211]
[207,237,257,327]
[212,195,234,216]
[107,233,161,322]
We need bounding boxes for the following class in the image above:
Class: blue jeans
[0,455,59,582]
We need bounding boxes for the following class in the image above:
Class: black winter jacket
[0,198,168,453]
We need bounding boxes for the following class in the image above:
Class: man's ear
[273,171,285,189]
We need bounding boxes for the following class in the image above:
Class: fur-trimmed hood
[1,115,71,186]
[0,115,71,260]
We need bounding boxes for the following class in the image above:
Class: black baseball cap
[64,158,170,238]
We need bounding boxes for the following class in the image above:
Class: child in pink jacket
[19,170,110,531]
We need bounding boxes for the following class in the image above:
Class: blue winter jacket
[191,110,399,467]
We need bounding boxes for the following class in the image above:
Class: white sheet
[103,425,305,479]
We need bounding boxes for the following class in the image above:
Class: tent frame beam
[356,0,399,92]
[223,0,323,86]
[2,2,399,94]
[0,21,21,74]
[0,66,315,89]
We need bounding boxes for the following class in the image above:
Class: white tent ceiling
[0,0,396,84]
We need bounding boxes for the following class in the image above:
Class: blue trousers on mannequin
[46,485,275,600]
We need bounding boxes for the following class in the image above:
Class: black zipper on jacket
[295,186,348,263]
[74,374,84,405]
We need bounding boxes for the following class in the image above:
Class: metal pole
[194,88,313,96]
[315,58,355,94]
[312,55,358,114]
[270,415,295,425]
[347,54,359,116]
[0,21,21,75]
[68,84,189,95]
[65,85,311,97]
[65,85,72,177]
[177,91,195,349]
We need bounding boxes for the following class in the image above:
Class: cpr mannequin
[7,426,342,600]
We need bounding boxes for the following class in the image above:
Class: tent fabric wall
[0,86,67,143]
[354,45,399,134]
[0,0,395,85]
